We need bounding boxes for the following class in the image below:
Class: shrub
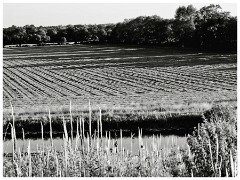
[187,105,237,177]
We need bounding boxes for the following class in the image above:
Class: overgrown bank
[3,105,237,177]
[3,112,203,139]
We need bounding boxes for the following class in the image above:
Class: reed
[21,128,25,153]
[130,132,133,154]
[75,117,79,151]
[70,100,73,143]
[79,116,82,139]
[48,109,53,147]
[208,138,214,173]
[3,104,237,177]
[10,103,16,153]
[82,115,85,140]
[63,116,68,142]
[11,124,15,161]
[120,129,122,159]
[27,140,32,177]
[89,99,91,140]
[41,121,44,154]
[99,107,102,139]
[215,134,219,175]
[230,150,235,177]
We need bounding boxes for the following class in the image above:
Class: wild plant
[187,105,237,177]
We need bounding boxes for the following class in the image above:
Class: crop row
[3,67,235,104]
[3,62,236,101]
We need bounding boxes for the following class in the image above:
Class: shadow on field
[4,44,236,70]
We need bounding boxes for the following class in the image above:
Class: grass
[3,100,236,137]
[3,104,237,177]
[3,44,237,176]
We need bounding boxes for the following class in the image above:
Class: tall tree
[173,5,196,47]
[66,25,76,43]
[47,28,58,42]
[194,4,235,50]
[75,25,89,42]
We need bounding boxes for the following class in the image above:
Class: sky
[3,3,237,28]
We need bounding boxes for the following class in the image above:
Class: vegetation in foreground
[3,105,237,177]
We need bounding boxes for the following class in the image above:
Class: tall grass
[3,104,237,177]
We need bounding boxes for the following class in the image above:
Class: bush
[187,105,237,177]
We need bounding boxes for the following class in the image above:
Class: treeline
[3,4,237,50]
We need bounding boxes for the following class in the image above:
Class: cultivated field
[3,45,237,118]
[3,45,237,177]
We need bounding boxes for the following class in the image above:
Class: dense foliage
[3,4,237,50]
[187,105,237,177]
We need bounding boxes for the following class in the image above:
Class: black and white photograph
[2,0,238,177]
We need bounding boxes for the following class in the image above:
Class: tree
[173,5,196,47]
[2,4,236,51]
[24,24,37,43]
[223,16,237,50]
[143,16,173,45]
[194,4,235,50]
[43,36,51,43]
[87,25,99,42]
[47,28,58,42]
[75,25,89,42]
[105,24,115,43]
[97,24,107,42]
[35,28,48,45]
[56,26,67,43]
[66,25,77,43]
[60,37,67,45]
[5,26,27,46]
